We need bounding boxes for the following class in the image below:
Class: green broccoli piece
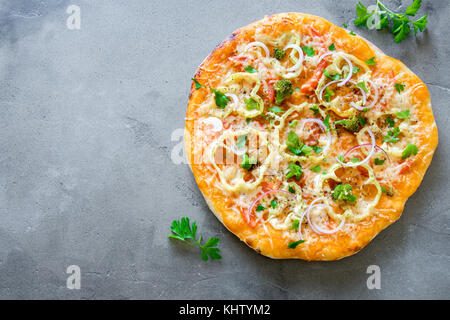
[274,48,286,60]
[331,183,357,203]
[273,79,293,105]
[335,116,364,133]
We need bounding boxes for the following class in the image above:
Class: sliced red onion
[283,44,304,72]
[350,79,378,111]
[244,41,270,57]
[307,204,346,235]
[246,189,294,228]
[337,128,376,167]
[301,118,332,155]
[365,79,379,109]
[202,117,223,132]
[319,80,341,103]
[344,143,391,163]
[225,93,239,107]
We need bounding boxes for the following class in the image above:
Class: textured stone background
[0,0,448,299]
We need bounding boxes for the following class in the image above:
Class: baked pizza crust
[185,13,438,260]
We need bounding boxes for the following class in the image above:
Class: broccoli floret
[273,79,293,105]
[274,48,286,60]
[331,183,357,203]
[335,116,364,132]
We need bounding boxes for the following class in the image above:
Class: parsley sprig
[354,0,428,43]
[169,217,222,261]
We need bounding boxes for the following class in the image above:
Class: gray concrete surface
[0,0,448,299]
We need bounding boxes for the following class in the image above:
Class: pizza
[185,13,438,260]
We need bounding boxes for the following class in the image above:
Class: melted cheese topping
[189,24,427,244]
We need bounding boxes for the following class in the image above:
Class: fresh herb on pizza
[169,217,222,261]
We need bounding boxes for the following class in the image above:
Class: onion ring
[337,128,376,167]
[283,44,304,72]
[201,117,223,132]
[244,41,270,57]
[300,118,332,155]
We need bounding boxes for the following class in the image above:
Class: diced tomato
[261,181,281,192]
[300,60,328,93]
[242,208,257,228]
[398,160,413,174]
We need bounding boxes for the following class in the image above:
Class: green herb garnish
[211,88,229,109]
[288,239,305,249]
[332,183,357,203]
[169,217,221,261]
[354,0,428,43]
[286,163,303,180]
[302,46,315,57]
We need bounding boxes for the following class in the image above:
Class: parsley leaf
[365,57,376,65]
[169,217,221,261]
[289,120,298,129]
[324,87,335,102]
[256,204,265,212]
[288,185,295,194]
[375,158,385,165]
[286,163,303,180]
[395,83,405,93]
[324,114,331,132]
[332,184,357,203]
[383,127,400,143]
[274,48,286,60]
[351,157,360,163]
[310,105,320,115]
[402,143,418,159]
[397,110,410,119]
[311,165,321,173]
[406,0,422,16]
[302,46,315,57]
[192,78,205,89]
[353,66,360,74]
[211,88,229,109]
[357,81,369,93]
[386,117,395,128]
[312,146,323,154]
[241,154,256,170]
[288,239,305,249]
[244,65,258,73]
[328,43,336,51]
[201,237,222,261]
